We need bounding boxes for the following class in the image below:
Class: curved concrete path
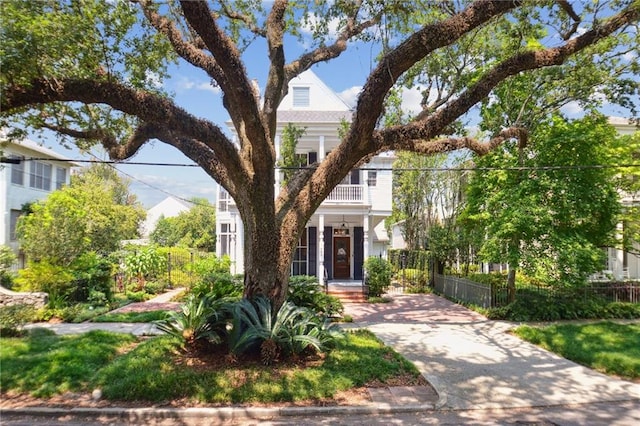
[344,294,640,411]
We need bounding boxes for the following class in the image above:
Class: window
[10,156,24,185]
[218,189,230,212]
[29,161,52,191]
[219,223,232,256]
[292,87,310,107]
[10,210,22,241]
[292,230,308,276]
[55,167,67,189]
[367,171,377,187]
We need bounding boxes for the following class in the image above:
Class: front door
[333,237,350,279]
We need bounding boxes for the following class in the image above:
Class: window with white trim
[56,167,67,189]
[29,161,52,191]
[10,210,22,241]
[219,223,232,256]
[292,230,308,276]
[292,87,310,107]
[10,156,24,185]
[218,188,230,212]
[367,171,377,187]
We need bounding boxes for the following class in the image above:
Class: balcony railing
[324,184,364,203]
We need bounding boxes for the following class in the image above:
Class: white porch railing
[324,184,364,203]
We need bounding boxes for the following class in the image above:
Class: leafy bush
[143,280,169,295]
[486,290,640,322]
[68,252,114,303]
[14,261,74,301]
[125,291,151,302]
[0,245,17,289]
[364,257,392,297]
[124,246,167,289]
[287,276,343,317]
[155,295,230,349]
[190,254,231,277]
[0,304,36,337]
[189,272,243,300]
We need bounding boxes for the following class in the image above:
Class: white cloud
[338,86,362,108]
[175,77,221,95]
[145,71,163,89]
[400,86,426,116]
[561,101,584,117]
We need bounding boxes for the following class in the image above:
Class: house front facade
[0,136,75,266]
[216,70,393,280]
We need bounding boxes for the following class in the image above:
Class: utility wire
[7,156,640,172]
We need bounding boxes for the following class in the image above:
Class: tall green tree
[150,198,217,252]
[462,114,621,299]
[18,164,145,266]
[2,0,638,308]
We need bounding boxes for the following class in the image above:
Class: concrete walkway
[343,294,640,410]
[14,291,640,423]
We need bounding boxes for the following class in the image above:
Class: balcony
[323,184,365,204]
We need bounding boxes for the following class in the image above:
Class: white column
[363,215,370,261]
[274,135,281,196]
[318,214,325,281]
[234,214,244,275]
[319,135,325,161]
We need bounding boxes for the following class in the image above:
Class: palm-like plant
[228,296,341,364]
[155,295,229,349]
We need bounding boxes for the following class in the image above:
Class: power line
[7,156,640,172]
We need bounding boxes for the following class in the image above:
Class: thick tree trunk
[507,267,517,303]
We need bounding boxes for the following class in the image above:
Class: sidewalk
[12,292,640,423]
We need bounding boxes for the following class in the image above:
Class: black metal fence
[433,272,640,308]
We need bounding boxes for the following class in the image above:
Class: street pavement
[6,292,640,425]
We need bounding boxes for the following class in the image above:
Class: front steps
[326,283,368,303]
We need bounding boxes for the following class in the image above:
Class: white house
[216,70,394,280]
[140,196,194,238]
[606,117,640,280]
[0,136,76,265]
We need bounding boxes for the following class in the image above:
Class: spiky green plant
[154,295,229,349]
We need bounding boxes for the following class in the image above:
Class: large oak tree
[2,0,639,308]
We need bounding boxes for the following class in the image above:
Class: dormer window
[292,87,310,107]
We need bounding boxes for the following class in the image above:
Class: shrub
[69,252,114,303]
[0,304,36,337]
[124,246,167,289]
[287,276,343,317]
[189,272,243,300]
[190,254,231,277]
[364,257,392,297]
[0,245,17,289]
[14,261,74,302]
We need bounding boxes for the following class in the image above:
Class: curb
[1,402,438,422]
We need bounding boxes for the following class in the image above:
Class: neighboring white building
[0,136,76,265]
[140,196,194,238]
[605,117,640,280]
[216,70,394,279]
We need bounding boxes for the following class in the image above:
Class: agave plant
[155,295,229,349]
[228,296,343,364]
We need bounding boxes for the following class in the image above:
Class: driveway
[343,294,640,410]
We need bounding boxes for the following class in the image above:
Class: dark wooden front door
[333,237,350,279]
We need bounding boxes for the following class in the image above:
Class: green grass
[91,310,171,323]
[514,322,640,380]
[0,329,423,405]
[0,329,137,397]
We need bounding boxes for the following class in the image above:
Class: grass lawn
[91,310,170,323]
[513,321,640,380]
[0,329,424,405]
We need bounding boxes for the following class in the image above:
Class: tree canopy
[462,114,621,289]
[2,0,638,307]
[17,164,145,266]
[150,198,217,251]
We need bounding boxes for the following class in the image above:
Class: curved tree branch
[180,0,272,179]
[408,127,528,156]
[1,78,244,182]
[138,0,225,82]
[378,1,640,151]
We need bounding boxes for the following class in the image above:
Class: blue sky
[29,7,637,208]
